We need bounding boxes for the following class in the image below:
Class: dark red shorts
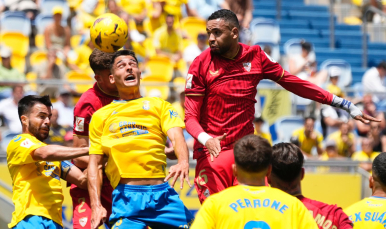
[194,148,238,203]
[70,174,113,229]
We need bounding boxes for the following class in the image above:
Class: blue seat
[250,18,280,44]
[39,0,70,20]
[0,11,31,36]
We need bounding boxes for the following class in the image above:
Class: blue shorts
[110,182,194,229]
[13,215,62,229]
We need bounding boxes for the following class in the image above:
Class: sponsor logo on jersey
[264,51,276,63]
[20,138,35,148]
[209,69,220,76]
[186,74,193,89]
[79,217,88,227]
[243,62,251,72]
[142,100,150,110]
[169,110,179,119]
[75,117,85,132]
[109,123,119,133]
[112,111,118,115]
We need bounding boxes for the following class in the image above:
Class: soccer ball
[90,13,128,53]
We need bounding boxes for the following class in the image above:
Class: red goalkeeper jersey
[185,43,333,154]
[73,82,119,136]
[297,195,353,229]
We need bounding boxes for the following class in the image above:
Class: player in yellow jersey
[88,50,194,229]
[345,153,386,228]
[191,135,318,229]
[7,95,89,229]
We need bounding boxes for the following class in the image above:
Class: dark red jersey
[297,195,353,229]
[185,43,333,155]
[73,82,119,136]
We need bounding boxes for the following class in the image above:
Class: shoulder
[75,87,100,109]
[7,134,43,152]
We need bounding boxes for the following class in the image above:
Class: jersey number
[196,169,208,189]
[244,221,270,229]
[78,197,86,213]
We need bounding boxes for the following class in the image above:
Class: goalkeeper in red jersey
[268,143,353,229]
[184,9,379,203]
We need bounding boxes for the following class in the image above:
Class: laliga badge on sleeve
[75,117,85,132]
[142,100,150,110]
[20,138,35,148]
[186,74,193,89]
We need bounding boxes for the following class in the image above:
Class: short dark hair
[253,117,264,123]
[89,49,114,74]
[208,9,240,30]
[373,153,386,186]
[271,143,304,182]
[301,41,312,53]
[377,61,386,70]
[233,135,272,173]
[110,49,138,72]
[18,95,52,121]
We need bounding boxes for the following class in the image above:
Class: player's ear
[369,176,374,189]
[300,168,305,181]
[21,115,28,126]
[109,74,115,84]
[266,164,272,178]
[231,27,239,40]
[232,164,237,177]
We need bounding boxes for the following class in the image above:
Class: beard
[28,121,49,142]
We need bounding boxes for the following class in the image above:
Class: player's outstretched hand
[354,113,381,124]
[165,160,191,189]
[91,205,107,229]
[205,133,227,162]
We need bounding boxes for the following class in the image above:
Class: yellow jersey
[153,25,183,54]
[327,131,355,157]
[191,185,318,229]
[327,84,345,98]
[352,151,380,162]
[345,196,386,228]
[7,134,63,228]
[89,97,185,189]
[171,101,185,121]
[292,128,323,154]
[254,130,273,145]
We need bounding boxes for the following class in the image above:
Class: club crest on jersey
[79,217,88,227]
[142,100,150,110]
[243,62,251,72]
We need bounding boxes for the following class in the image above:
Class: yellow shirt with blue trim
[327,130,355,157]
[89,97,185,189]
[352,151,380,162]
[292,128,323,154]
[7,134,63,228]
[345,196,386,228]
[191,185,318,229]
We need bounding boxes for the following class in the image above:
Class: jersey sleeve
[7,135,46,166]
[335,208,354,229]
[161,100,185,134]
[185,56,206,96]
[89,111,105,155]
[259,47,285,82]
[190,196,216,229]
[73,100,96,136]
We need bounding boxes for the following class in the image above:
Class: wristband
[198,132,213,146]
[331,95,362,118]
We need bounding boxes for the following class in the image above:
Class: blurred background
[0,0,386,228]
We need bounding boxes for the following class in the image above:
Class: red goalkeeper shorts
[70,173,113,229]
[194,148,238,203]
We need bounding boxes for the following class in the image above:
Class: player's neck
[97,83,119,97]
[118,88,141,101]
[221,43,240,60]
[237,177,266,187]
[372,184,386,198]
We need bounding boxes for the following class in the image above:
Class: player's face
[23,103,52,141]
[304,119,314,136]
[207,19,238,55]
[111,55,141,89]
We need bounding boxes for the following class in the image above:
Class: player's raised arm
[88,154,105,229]
[165,126,191,189]
[259,47,380,124]
[32,145,89,161]
[60,161,88,189]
